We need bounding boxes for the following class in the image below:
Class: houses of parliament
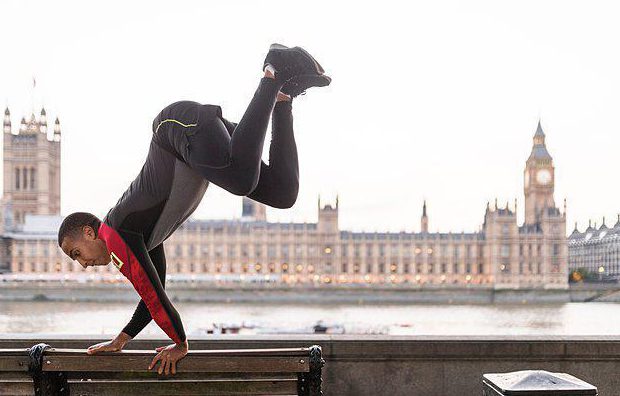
[0,107,568,289]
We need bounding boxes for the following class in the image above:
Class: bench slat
[0,373,31,381]
[48,348,310,356]
[0,381,34,396]
[68,379,298,395]
[65,371,297,381]
[43,356,309,373]
[0,350,30,355]
[0,358,29,373]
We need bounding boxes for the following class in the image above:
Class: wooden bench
[0,343,324,395]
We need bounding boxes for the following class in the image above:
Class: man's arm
[122,243,167,338]
[85,243,168,355]
[117,229,186,345]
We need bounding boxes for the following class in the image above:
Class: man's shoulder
[102,207,122,231]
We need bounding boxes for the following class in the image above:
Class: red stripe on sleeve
[98,223,182,343]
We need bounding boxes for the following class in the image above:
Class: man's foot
[281,74,332,98]
[263,43,325,83]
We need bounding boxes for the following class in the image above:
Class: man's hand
[149,340,189,375]
[86,332,132,355]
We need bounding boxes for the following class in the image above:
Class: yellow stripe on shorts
[154,119,198,135]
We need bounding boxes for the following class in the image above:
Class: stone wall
[0,282,595,303]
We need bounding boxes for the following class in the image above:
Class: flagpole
[31,76,36,116]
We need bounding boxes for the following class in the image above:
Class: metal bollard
[483,370,597,396]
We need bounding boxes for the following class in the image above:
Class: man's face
[60,226,110,269]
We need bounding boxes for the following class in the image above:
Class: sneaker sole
[281,74,332,97]
[269,43,325,75]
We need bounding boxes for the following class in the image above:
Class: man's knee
[267,183,299,209]
[278,187,299,209]
[229,170,260,196]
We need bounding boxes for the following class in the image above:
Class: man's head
[58,212,109,269]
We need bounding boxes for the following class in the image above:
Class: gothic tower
[241,196,266,221]
[524,121,556,225]
[317,195,339,234]
[317,195,339,277]
[420,200,428,233]
[2,107,61,226]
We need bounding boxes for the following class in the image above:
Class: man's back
[103,135,209,251]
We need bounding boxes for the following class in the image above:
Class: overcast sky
[1,0,618,234]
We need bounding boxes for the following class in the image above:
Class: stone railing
[1,335,617,395]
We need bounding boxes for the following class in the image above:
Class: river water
[1,301,619,337]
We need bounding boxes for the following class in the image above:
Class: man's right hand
[86,332,132,355]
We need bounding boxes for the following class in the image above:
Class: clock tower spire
[524,120,556,224]
[421,200,428,233]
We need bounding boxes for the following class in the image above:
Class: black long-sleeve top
[102,101,295,342]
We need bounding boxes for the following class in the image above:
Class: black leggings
[154,77,299,208]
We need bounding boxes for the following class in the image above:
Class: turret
[27,113,37,133]
[317,194,339,234]
[568,222,581,239]
[563,198,567,218]
[3,107,10,134]
[19,117,26,134]
[421,200,429,233]
[53,117,61,142]
[39,108,47,134]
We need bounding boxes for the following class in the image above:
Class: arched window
[22,168,28,190]
[15,168,20,190]
[30,167,36,189]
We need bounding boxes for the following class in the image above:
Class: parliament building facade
[0,110,568,289]
[568,216,620,281]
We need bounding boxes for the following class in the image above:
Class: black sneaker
[263,43,325,83]
[281,74,332,98]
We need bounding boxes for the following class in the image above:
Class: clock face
[536,169,552,185]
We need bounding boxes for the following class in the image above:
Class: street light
[598,266,605,282]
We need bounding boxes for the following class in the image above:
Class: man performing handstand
[57,44,330,375]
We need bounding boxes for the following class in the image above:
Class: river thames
[1,301,620,337]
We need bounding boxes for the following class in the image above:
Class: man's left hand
[148,341,188,375]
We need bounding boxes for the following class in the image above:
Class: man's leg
[245,98,299,209]
[187,72,282,196]
[183,44,325,197]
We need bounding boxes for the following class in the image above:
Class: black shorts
[152,101,232,169]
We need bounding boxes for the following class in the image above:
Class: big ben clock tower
[524,121,556,225]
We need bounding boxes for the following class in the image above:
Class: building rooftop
[4,214,63,240]
[568,217,620,244]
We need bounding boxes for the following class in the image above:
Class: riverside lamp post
[598,266,605,281]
